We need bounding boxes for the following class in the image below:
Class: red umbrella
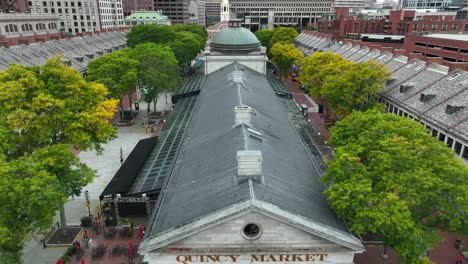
[57,259,63,264]
[81,258,85,264]
[129,242,134,256]
[138,226,143,238]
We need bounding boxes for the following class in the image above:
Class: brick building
[404,34,468,62]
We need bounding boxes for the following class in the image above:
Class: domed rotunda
[204,20,267,75]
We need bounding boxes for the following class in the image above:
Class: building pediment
[139,200,364,255]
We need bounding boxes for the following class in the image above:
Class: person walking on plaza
[456,253,464,264]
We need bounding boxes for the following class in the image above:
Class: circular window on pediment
[242,223,262,240]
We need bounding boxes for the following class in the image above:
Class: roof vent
[447,73,461,81]
[446,104,465,115]
[400,84,414,93]
[420,93,436,102]
[234,106,255,127]
[63,59,72,66]
[85,53,94,59]
[237,150,262,176]
[75,56,84,62]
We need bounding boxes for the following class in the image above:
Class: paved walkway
[22,91,173,264]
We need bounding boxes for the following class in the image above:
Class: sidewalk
[22,92,173,263]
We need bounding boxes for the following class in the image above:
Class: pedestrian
[456,253,464,264]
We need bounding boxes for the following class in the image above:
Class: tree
[299,52,350,97]
[130,43,180,113]
[321,61,390,117]
[0,57,118,258]
[173,24,208,46]
[32,145,95,230]
[270,43,304,80]
[126,24,177,48]
[87,49,139,110]
[171,31,203,70]
[270,27,298,46]
[0,155,64,263]
[254,29,274,52]
[323,110,468,263]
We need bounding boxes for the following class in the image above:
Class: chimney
[237,150,262,176]
[234,106,255,127]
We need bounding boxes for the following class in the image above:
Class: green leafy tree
[299,52,350,97]
[254,29,274,52]
[323,110,468,263]
[270,43,304,80]
[0,155,64,263]
[0,57,118,259]
[171,31,203,70]
[130,43,180,113]
[270,27,298,46]
[126,24,177,48]
[321,61,390,117]
[87,49,139,110]
[173,24,207,45]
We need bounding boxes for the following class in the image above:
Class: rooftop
[210,20,260,51]
[425,33,468,41]
[124,11,169,21]
[146,63,357,244]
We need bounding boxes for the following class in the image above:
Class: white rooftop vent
[237,150,262,176]
[234,106,256,127]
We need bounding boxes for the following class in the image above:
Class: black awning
[99,136,157,200]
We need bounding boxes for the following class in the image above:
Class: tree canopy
[130,43,180,112]
[299,52,390,118]
[270,27,299,46]
[0,56,118,261]
[126,24,177,48]
[254,29,274,52]
[270,43,304,80]
[323,110,468,263]
[86,49,139,109]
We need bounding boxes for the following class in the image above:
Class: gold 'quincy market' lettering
[176,254,328,263]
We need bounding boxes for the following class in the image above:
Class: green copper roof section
[211,27,260,46]
[124,12,169,21]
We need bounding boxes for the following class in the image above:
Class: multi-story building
[154,0,188,24]
[188,0,205,26]
[0,0,28,12]
[205,0,220,26]
[154,0,205,25]
[402,0,452,10]
[228,0,335,30]
[404,34,468,62]
[0,13,60,46]
[99,0,124,30]
[28,0,101,34]
[333,0,369,12]
[122,0,153,17]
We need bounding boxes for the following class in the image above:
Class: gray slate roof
[295,32,468,154]
[148,63,348,237]
[0,32,127,73]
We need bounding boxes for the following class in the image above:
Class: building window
[452,24,458,31]
[422,24,428,31]
[4,24,18,33]
[21,23,33,31]
[413,24,418,30]
[48,22,57,29]
[36,23,46,30]
[442,24,448,30]
[242,224,261,240]
[432,24,437,30]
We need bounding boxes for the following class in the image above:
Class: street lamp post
[85,190,91,217]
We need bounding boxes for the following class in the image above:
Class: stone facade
[144,212,359,264]
[0,13,61,46]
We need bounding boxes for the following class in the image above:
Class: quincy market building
[136,21,365,264]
